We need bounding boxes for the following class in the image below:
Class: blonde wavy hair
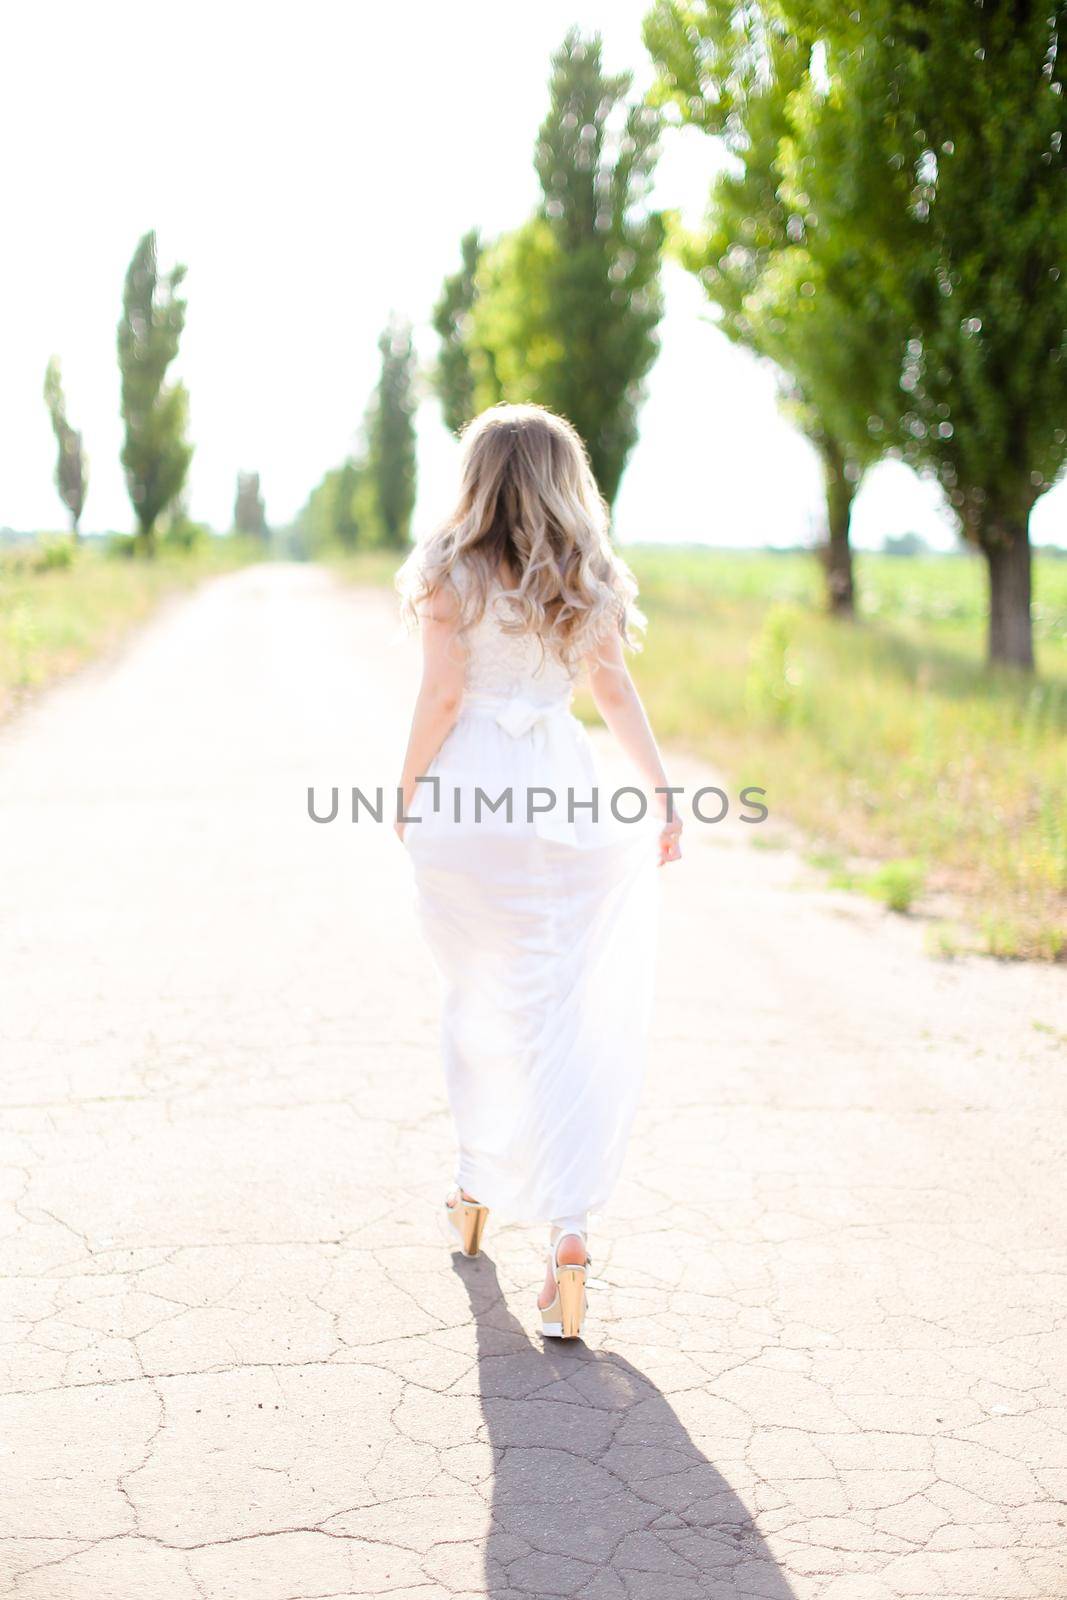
[396,403,645,668]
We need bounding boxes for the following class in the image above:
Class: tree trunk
[819,439,856,617]
[982,514,1034,671]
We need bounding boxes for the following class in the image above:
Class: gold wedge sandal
[539,1229,590,1339]
[443,1188,489,1257]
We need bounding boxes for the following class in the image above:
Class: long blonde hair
[396,403,645,667]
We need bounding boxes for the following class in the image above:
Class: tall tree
[299,319,417,555]
[645,1,908,614]
[364,317,418,548]
[42,357,88,535]
[469,30,665,505]
[821,0,1066,669]
[299,461,363,553]
[117,231,193,555]
[431,229,483,436]
[234,470,268,538]
[652,0,1067,665]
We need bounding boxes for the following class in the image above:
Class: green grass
[0,534,260,721]
[622,546,1067,961]
[331,542,1067,961]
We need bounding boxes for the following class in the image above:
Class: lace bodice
[457,568,577,703]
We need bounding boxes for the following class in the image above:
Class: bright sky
[4,1,1063,550]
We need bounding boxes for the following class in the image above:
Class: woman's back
[457,566,577,705]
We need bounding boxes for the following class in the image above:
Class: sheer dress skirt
[403,693,660,1226]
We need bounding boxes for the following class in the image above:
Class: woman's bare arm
[584,628,683,866]
[396,587,467,840]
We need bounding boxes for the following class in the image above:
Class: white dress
[403,568,660,1227]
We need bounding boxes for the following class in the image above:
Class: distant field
[0,535,260,722]
[341,544,1066,961]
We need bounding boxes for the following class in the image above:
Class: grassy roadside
[0,535,262,723]
[334,544,1066,962]
[624,548,1066,962]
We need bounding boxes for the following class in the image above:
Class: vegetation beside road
[625,548,1066,961]
[0,536,259,722]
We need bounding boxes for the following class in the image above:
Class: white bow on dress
[482,692,588,846]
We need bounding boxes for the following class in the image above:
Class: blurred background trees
[432,29,665,505]
[645,0,1066,666]
[297,316,417,554]
[365,318,418,548]
[431,228,483,438]
[234,472,268,540]
[42,357,88,538]
[645,3,910,618]
[17,17,1066,672]
[831,0,1067,671]
[117,231,193,556]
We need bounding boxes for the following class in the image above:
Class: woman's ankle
[550,1218,588,1266]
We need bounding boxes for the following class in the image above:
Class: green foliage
[982,917,1024,962]
[299,318,417,554]
[622,544,1066,957]
[797,1,1067,667]
[883,532,929,558]
[468,217,559,409]
[105,533,139,560]
[431,229,482,435]
[117,231,193,553]
[334,459,365,549]
[745,601,802,724]
[161,515,209,552]
[863,858,925,914]
[233,471,268,539]
[446,30,665,505]
[818,851,925,912]
[364,318,418,548]
[301,336,417,556]
[645,2,911,611]
[3,603,38,685]
[300,461,362,554]
[0,538,257,717]
[646,1,1067,665]
[42,358,89,534]
[33,533,78,572]
[845,4,1067,525]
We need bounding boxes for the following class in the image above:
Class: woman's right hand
[658,815,683,867]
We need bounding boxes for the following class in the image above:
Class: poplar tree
[469,31,665,505]
[649,0,1067,665]
[645,2,908,614]
[234,471,268,538]
[431,228,483,436]
[117,231,193,554]
[364,318,417,548]
[43,357,88,535]
[836,0,1067,668]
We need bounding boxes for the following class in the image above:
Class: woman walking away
[395,403,682,1340]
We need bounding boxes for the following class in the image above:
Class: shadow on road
[453,1251,797,1598]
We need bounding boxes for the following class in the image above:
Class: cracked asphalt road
[1,562,1065,1600]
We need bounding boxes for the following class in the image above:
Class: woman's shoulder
[449,555,477,597]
